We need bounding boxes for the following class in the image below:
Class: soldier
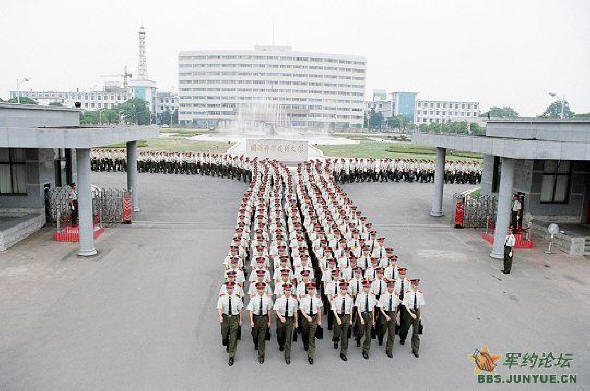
[246,281,273,364]
[273,283,298,364]
[401,278,425,358]
[331,281,354,361]
[397,266,411,345]
[502,227,516,274]
[216,281,243,366]
[354,279,377,359]
[378,279,400,358]
[299,281,323,364]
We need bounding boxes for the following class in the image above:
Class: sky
[1,0,589,116]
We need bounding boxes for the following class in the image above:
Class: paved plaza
[1,172,589,390]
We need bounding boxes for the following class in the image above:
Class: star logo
[468,346,502,374]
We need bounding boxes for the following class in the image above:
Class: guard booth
[0,103,158,254]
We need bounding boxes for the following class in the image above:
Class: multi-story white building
[415,99,480,124]
[178,45,366,128]
[10,85,132,110]
[365,99,393,119]
[155,91,179,114]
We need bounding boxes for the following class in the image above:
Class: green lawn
[316,140,482,161]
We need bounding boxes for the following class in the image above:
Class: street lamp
[16,77,31,103]
[548,92,566,119]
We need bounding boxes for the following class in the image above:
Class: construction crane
[100,65,133,90]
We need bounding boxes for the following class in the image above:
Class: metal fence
[456,193,498,229]
[45,186,130,226]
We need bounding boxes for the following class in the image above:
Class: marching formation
[91,149,253,182]
[91,148,480,185]
[326,157,482,184]
[217,159,425,366]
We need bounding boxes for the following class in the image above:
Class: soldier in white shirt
[401,278,425,358]
[273,283,299,364]
[247,281,274,364]
[216,281,243,366]
[354,279,378,359]
[378,279,401,358]
[299,282,323,364]
[503,227,516,274]
[331,281,354,361]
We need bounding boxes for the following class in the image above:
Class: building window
[0,148,27,194]
[540,160,571,203]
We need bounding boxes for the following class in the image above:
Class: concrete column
[75,148,97,257]
[490,157,515,259]
[126,141,140,212]
[430,147,446,217]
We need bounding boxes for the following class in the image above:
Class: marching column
[126,141,140,212]
[430,147,446,217]
[76,148,97,256]
[490,157,515,259]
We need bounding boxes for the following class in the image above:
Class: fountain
[190,101,359,161]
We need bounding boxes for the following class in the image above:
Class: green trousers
[409,309,421,354]
[252,315,268,359]
[383,310,397,355]
[360,312,373,354]
[276,316,295,360]
[333,314,350,355]
[399,307,411,342]
[504,245,513,273]
[221,314,239,359]
[302,314,318,359]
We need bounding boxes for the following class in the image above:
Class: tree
[172,109,179,125]
[6,96,38,104]
[158,110,172,125]
[368,109,384,130]
[118,98,150,125]
[480,106,518,118]
[49,101,63,106]
[540,100,575,119]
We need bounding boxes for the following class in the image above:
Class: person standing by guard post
[273,283,298,364]
[247,281,273,364]
[217,281,243,366]
[502,227,516,274]
[402,278,424,358]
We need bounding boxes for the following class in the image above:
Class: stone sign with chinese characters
[245,138,308,161]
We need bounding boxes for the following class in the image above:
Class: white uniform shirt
[273,295,299,317]
[217,293,244,315]
[331,294,354,315]
[246,294,274,315]
[378,291,401,312]
[402,290,425,311]
[354,291,378,313]
[299,294,323,315]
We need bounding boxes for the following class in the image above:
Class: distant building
[415,99,480,124]
[365,99,393,119]
[155,91,179,114]
[177,45,366,128]
[392,91,417,124]
[10,85,132,110]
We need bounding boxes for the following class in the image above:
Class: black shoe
[308,357,314,365]
[254,344,258,350]
[387,352,393,358]
[414,352,419,358]
[259,357,264,364]
[340,353,347,361]
[333,342,339,349]
[228,358,234,366]
[362,352,369,360]
[286,358,291,365]
[356,339,361,347]
[279,346,284,352]
[400,340,405,345]
[304,346,308,351]
[378,338,383,346]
